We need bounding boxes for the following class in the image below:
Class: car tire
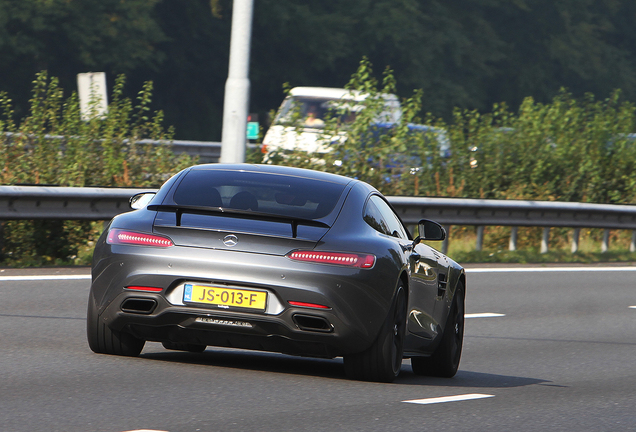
[343,282,407,383]
[411,281,464,377]
[162,341,207,353]
[86,295,145,357]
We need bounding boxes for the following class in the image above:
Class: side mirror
[130,192,156,210]
[414,219,446,244]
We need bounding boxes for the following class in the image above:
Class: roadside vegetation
[3,1,636,143]
[271,59,636,205]
[263,59,636,263]
[0,72,194,267]
[3,59,636,266]
[445,227,636,264]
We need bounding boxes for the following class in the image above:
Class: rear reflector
[288,301,331,309]
[107,229,174,247]
[125,286,164,292]
[287,251,375,269]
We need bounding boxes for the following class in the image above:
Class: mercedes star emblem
[223,234,239,247]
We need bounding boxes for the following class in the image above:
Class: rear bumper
[90,242,398,357]
[100,291,365,357]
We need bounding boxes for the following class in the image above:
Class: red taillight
[287,251,376,269]
[107,229,174,247]
[125,286,163,292]
[288,301,331,309]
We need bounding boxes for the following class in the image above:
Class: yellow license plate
[183,284,267,310]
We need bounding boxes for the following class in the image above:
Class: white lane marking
[465,313,505,318]
[0,275,91,281]
[466,267,636,273]
[630,306,636,309]
[123,430,169,432]
[403,393,494,405]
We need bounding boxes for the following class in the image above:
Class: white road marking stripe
[466,267,636,273]
[0,275,91,281]
[123,430,169,432]
[403,393,495,405]
[629,306,636,309]
[465,313,505,318]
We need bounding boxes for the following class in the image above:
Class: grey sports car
[87,164,465,382]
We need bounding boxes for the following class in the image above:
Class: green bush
[266,59,636,260]
[271,59,636,206]
[4,62,636,266]
[0,72,195,267]
[445,90,636,204]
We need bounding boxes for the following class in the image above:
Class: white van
[261,87,402,159]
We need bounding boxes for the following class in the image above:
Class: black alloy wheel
[344,282,408,383]
[411,280,464,377]
[86,295,145,357]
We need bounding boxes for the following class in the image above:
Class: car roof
[188,164,358,186]
[289,87,399,102]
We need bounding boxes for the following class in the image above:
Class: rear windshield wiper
[147,204,330,238]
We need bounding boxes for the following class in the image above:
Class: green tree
[0,0,165,119]
[0,71,194,267]
[250,0,506,128]
[483,0,636,110]
[3,0,636,142]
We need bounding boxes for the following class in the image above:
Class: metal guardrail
[390,196,636,254]
[0,185,151,220]
[2,186,635,253]
[140,139,221,162]
[3,132,223,163]
[389,196,636,229]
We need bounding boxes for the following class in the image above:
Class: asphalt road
[1,265,635,432]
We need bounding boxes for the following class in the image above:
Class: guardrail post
[571,228,580,253]
[441,225,450,254]
[408,225,416,239]
[631,231,636,253]
[601,229,610,253]
[541,227,550,253]
[475,226,484,251]
[509,226,518,251]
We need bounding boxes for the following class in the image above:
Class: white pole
[475,226,484,251]
[571,228,580,253]
[541,227,550,254]
[509,226,518,251]
[601,229,610,253]
[441,225,450,255]
[220,0,254,163]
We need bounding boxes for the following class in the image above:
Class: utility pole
[220,0,254,163]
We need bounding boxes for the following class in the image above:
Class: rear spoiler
[147,204,330,238]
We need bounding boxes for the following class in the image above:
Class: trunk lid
[152,207,329,255]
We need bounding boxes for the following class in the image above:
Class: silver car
[87,164,465,382]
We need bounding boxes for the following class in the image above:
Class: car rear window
[172,169,348,220]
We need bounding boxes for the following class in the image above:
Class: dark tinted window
[363,198,391,235]
[364,195,408,239]
[172,169,347,220]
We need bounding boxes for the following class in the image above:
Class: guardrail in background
[2,186,636,254]
[139,139,221,163]
[390,196,636,254]
[0,185,151,220]
[3,132,223,163]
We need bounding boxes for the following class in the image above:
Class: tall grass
[0,72,194,266]
[265,59,636,260]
